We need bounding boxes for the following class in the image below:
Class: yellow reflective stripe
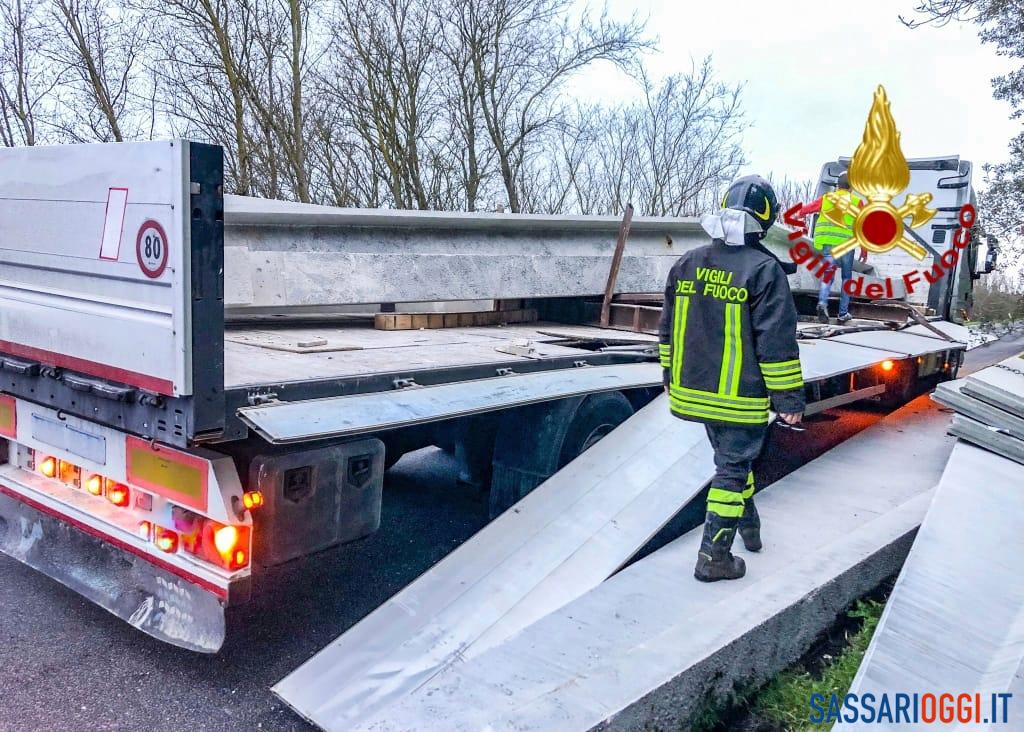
[707,487,743,505]
[742,486,754,500]
[671,295,689,386]
[746,471,754,485]
[707,501,745,518]
[669,389,768,412]
[718,304,730,394]
[759,359,801,374]
[718,304,742,396]
[764,376,804,390]
[670,401,769,425]
[670,395,767,416]
[671,385,768,407]
[730,304,742,396]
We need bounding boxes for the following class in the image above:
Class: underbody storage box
[249,438,385,566]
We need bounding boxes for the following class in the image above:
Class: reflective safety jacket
[657,239,806,426]
[812,192,863,251]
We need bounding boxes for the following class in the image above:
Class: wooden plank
[375,308,538,331]
[601,204,634,327]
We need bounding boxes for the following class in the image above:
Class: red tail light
[155,527,179,553]
[107,483,130,507]
[171,506,250,571]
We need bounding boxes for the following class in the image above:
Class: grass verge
[751,598,885,731]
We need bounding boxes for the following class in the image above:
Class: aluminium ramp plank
[239,363,661,443]
[798,338,903,380]
[241,338,898,444]
[273,395,717,731]
[827,328,967,358]
[365,397,955,732]
[838,442,1024,730]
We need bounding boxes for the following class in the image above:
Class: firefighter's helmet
[722,175,778,233]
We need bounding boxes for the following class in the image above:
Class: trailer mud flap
[0,490,226,653]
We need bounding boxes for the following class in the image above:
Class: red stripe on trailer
[0,483,228,600]
[0,339,174,396]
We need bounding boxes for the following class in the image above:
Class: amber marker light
[84,474,104,496]
[242,491,264,510]
[881,360,895,372]
[38,455,57,479]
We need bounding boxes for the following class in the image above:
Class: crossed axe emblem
[821,189,936,261]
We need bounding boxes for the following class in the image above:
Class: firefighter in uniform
[657,175,805,582]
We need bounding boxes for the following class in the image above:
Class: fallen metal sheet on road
[949,414,1024,466]
[827,328,967,358]
[365,397,954,731]
[838,442,1024,729]
[932,379,1024,441]
[273,395,717,731]
[960,352,1024,419]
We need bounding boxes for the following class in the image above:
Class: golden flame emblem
[822,86,935,260]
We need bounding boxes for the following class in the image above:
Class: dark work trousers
[704,423,768,519]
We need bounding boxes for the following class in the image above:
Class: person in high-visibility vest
[658,175,805,582]
[799,171,868,323]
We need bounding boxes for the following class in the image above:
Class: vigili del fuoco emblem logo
[785,85,976,300]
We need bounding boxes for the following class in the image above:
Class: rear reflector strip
[125,437,209,512]
[0,482,228,599]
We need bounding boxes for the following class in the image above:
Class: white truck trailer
[0,141,988,652]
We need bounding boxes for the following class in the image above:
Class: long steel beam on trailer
[223,195,707,307]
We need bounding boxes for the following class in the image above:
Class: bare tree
[536,60,745,216]
[324,0,442,208]
[48,0,145,142]
[768,174,816,213]
[445,0,648,212]
[0,0,58,146]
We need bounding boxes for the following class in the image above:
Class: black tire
[877,361,915,409]
[488,391,634,518]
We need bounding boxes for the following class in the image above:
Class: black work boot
[738,497,762,552]
[816,304,830,324]
[694,513,746,582]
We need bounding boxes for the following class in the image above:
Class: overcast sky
[574,0,1019,187]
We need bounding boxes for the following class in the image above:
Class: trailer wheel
[489,392,634,518]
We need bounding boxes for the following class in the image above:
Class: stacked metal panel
[932,352,1024,465]
[838,441,1024,730]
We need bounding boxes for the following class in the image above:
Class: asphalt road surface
[1,330,1021,732]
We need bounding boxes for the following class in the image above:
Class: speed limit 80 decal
[135,219,169,279]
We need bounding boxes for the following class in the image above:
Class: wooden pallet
[374,308,538,331]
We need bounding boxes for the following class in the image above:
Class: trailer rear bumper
[0,484,241,653]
